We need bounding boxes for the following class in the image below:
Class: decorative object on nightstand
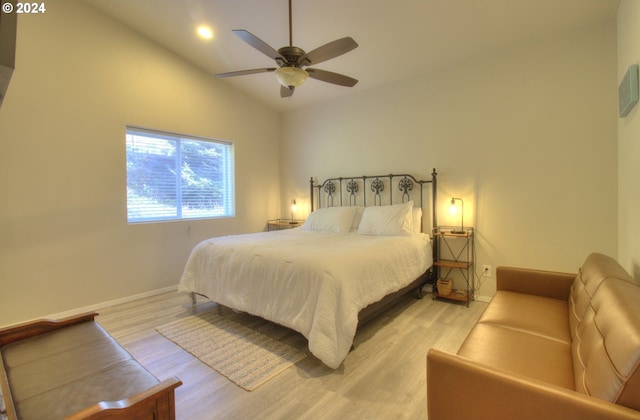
[432,226,475,306]
[267,199,303,231]
[436,278,453,295]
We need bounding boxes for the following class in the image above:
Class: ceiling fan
[215,0,359,98]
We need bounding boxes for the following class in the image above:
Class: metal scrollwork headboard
[346,179,359,206]
[309,168,438,232]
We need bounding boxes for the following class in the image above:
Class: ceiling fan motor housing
[276,46,308,67]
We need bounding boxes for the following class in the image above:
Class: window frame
[125,126,235,224]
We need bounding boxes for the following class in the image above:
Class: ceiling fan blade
[298,37,358,66]
[281,85,295,98]
[306,68,358,87]
[215,68,277,78]
[233,29,286,64]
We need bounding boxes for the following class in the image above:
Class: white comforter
[178,229,432,368]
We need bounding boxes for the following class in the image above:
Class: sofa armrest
[496,266,575,300]
[427,349,640,420]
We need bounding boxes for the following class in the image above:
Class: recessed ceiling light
[197,25,213,40]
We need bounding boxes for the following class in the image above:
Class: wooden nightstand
[267,219,303,231]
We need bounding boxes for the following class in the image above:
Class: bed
[178,170,438,369]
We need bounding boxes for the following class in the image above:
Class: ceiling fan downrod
[288,0,293,47]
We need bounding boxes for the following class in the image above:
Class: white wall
[0,3,622,325]
[617,0,640,280]
[281,20,618,299]
[0,0,281,326]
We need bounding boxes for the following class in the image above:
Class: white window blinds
[126,127,235,223]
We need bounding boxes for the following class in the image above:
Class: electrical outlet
[482,265,492,277]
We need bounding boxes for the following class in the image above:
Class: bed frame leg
[191,292,196,307]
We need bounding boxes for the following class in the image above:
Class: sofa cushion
[2,321,161,419]
[457,323,574,389]
[477,290,570,344]
[572,277,640,410]
[16,360,160,419]
[569,253,635,341]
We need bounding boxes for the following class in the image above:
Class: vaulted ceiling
[85,0,619,112]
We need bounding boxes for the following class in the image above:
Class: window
[126,127,235,223]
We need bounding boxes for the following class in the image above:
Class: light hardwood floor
[96,290,486,420]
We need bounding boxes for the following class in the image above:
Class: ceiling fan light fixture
[275,66,308,87]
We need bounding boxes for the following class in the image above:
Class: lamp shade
[450,197,464,234]
[275,67,308,87]
[449,198,457,215]
[290,199,297,222]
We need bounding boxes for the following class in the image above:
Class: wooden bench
[0,312,181,419]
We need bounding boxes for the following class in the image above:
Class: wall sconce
[290,199,297,223]
[449,197,464,234]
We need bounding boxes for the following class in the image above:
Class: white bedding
[178,228,432,368]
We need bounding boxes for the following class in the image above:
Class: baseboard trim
[6,285,488,329]
[420,286,493,304]
[3,286,178,328]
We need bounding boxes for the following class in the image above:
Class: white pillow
[301,206,357,233]
[357,201,414,236]
[412,207,423,233]
[350,206,365,232]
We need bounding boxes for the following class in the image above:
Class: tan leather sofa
[0,312,181,419]
[427,253,640,419]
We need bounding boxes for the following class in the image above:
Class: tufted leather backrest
[568,253,635,341]
[570,261,640,410]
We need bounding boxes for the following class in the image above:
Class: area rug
[156,310,307,391]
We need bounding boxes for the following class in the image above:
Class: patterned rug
[156,310,307,391]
